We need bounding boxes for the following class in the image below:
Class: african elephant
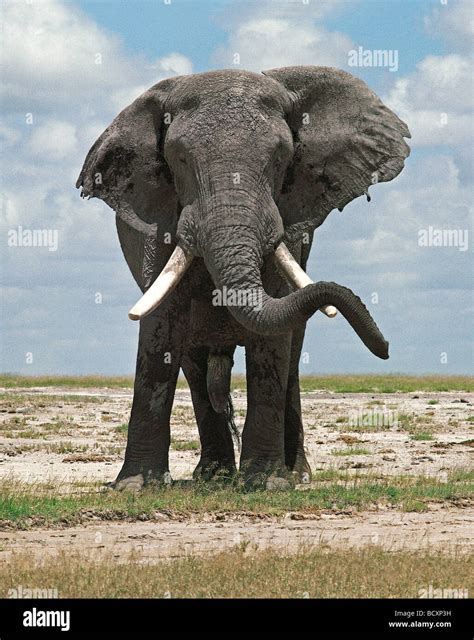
[77,66,410,489]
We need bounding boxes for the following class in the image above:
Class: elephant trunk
[202,215,389,360]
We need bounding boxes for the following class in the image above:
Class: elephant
[76,66,410,490]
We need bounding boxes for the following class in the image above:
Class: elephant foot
[266,475,293,491]
[290,450,312,484]
[240,460,294,490]
[110,462,172,492]
[193,457,236,482]
[113,473,144,492]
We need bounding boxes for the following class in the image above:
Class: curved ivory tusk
[128,246,193,320]
[274,243,337,318]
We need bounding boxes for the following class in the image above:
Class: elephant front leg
[285,326,312,483]
[182,346,236,481]
[240,333,292,489]
[112,306,184,491]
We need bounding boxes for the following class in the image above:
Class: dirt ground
[0,386,472,561]
[1,504,472,564]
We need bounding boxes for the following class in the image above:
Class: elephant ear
[76,77,182,292]
[263,66,411,241]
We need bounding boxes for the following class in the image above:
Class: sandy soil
[0,504,473,564]
[0,387,472,559]
[1,388,472,483]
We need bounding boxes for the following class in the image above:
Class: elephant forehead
[168,69,289,113]
[170,102,277,147]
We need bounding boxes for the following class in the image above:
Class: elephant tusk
[128,245,193,320]
[274,243,337,318]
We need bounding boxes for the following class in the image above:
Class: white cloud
[3,0,125,111]
[424,0,474,51]
[156,53,194,77]
[385,54,472,148]
[409,55,471,111]
[0,122,21,147]
[29,120,78,160]
[110,53,194,112]
[385,55,472,146]
[2,0,193,115]
[386,1,473,154]
[214,1,354,70]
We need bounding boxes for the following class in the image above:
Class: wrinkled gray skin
[77,67,410,489]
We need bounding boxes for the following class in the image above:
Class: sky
[1,0,473,376]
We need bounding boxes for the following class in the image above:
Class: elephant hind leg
[240,333,293,488]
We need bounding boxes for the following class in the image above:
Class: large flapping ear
[76,77,182,292]
[263,66,411,241]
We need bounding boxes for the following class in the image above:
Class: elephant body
[77,67,410,489]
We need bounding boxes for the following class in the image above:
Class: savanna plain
[0,374,472,598]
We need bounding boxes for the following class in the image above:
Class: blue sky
[76,0,447,75]
[1,0,472,375]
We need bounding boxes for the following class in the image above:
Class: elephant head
[77,67,410,359]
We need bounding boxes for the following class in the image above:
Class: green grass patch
[0,375,135,389]
[401,499,429,513]
[1,374,472,393]
[298,375,473,393]
[0,473,472,528]
[396,413,436,436]
[411,432,435,441]
[331,447,371,457]
[0,393,105,413]
[171,438,200,451]
[115,423,128,435]
[0,419,81,439]
[448,469,474,483]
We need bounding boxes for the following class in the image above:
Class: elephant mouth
[128,239,389,361]
[128,241,337,321]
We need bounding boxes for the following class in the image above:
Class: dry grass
[0,441,123,457]
[1,547,472,598]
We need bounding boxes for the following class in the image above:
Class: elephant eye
[178,153,187,165]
